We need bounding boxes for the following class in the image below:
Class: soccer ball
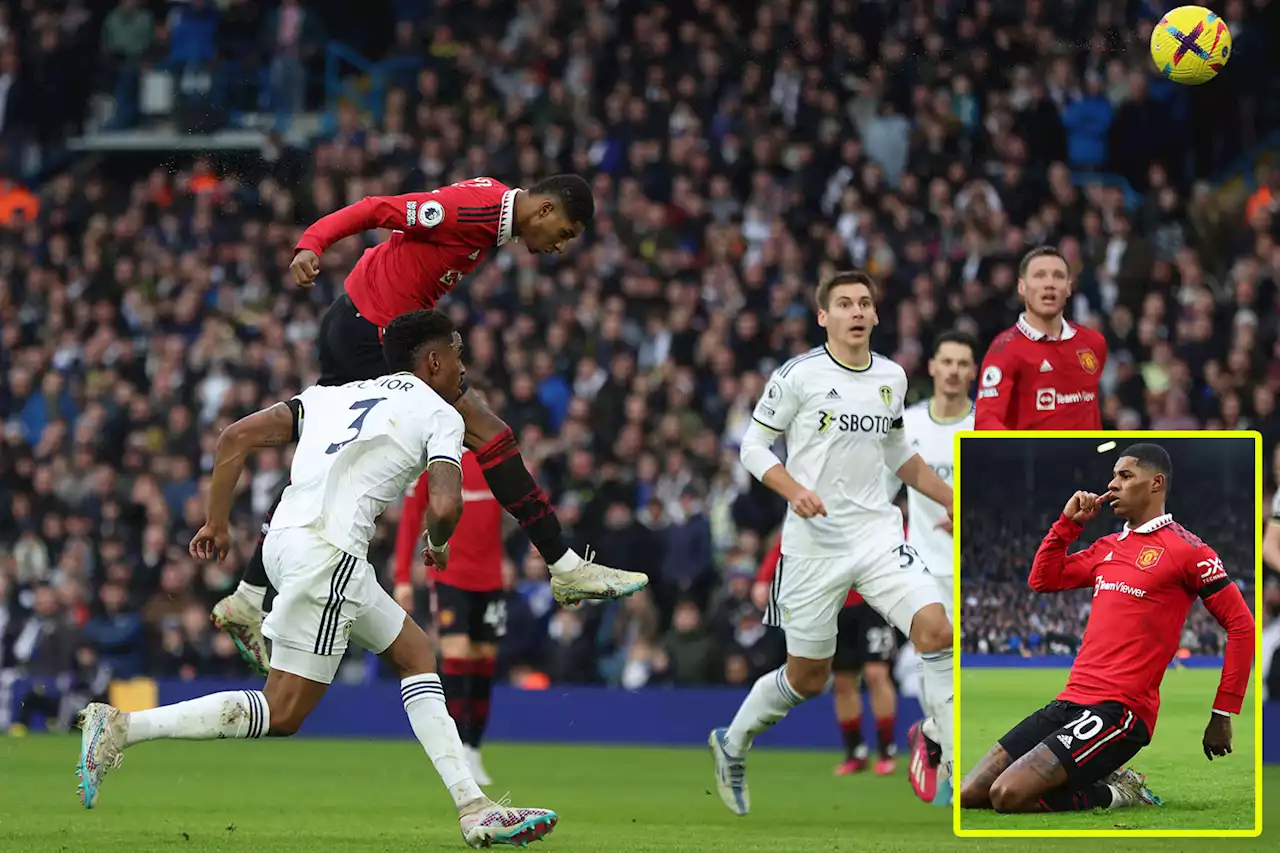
[1150,5,1232,85]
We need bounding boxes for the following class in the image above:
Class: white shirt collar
[497,189,519,247]
[1117,513,1174,540]
[1016,312,1076,342]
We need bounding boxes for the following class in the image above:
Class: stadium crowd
[961,437,1260,657]
[2,0,1280,725]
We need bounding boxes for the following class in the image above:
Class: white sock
[548,549,582,576]
[125,690,269,745]
[1105,784,1122,808]
[724,665,806,756]
[919,648,954,768]
[235,581,267,611]
[401,674,485,809]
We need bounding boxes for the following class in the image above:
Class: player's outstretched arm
[1026,494,1107,592]
[191,401,300,562]
[294,181,505,263]
[1193,550,1255,759]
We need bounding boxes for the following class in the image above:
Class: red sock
[440,657,473,732]
[840,716,863,758]
[876,715,896,757]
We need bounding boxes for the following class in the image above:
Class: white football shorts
[765,534,947,660]
[261,527,406,684]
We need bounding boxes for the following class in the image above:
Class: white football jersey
[889,399,973,577]
[753,346,912,558]
[271,373,465,559]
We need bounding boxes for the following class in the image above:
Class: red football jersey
[1029,513,1255,736]
[757,538,862,607]
[295,177,515,328]
[393,452,504,592]
[975,315,1107,430]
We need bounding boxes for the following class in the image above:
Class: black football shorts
[317,294,390,386]
[433,583,508,644]
[833,603,897,672]
[997,699,1151,787]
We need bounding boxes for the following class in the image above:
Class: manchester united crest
[1077,348,1100,374]
[1135,546,1165,571]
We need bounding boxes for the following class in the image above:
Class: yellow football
[1150,5,1232,85]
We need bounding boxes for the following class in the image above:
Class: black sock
[467,658,496,748]
[474,429,568,564]
[242,487,286,589]
[840,717,863,759]
[441,657,473,746]
[1037,782,1115,812]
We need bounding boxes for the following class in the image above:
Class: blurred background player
[212,175,648,674]
[710,271,956,817]
[975,247,1107,431]
[394,450,505,787]
[960,444,1255,814]
[754,536,899,777]
[886,330,977,806]
[76,311,558,847]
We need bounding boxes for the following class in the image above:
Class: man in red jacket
[211,176,647,674]
[395,451,505,788]
[975,246,1107,430]
[959,443,1255,814]
[755,537,899,777]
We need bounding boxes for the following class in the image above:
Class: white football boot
[459,795,557,848]
[550,548,649,606]
[75,703,127,809]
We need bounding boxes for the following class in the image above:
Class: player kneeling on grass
[709,271,956,816]
[75,311,557,849]
[959,443,1255,815]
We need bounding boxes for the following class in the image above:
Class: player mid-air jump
[211,175,648,674]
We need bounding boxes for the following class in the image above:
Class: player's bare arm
[190,401,299,562]
[423,459,464,570]
[958,744,1014,809]
[762,464,827,518]
[895,454,953,531]
[1204,713,1232,760]
[985,743,1070,813]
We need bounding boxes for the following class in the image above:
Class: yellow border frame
[951,430,1264,838]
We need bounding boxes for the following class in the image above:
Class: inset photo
[955,432,1262,837]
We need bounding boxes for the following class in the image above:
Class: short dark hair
[529,174,594,226]
[932,329,979,360]
[815,270,878,310]
[1120,443,1173,490]
[1018,245,1069,279]
[382,310,456,374]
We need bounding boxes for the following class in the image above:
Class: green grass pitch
[960,667,1260,834]
[0,697,1273,852]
